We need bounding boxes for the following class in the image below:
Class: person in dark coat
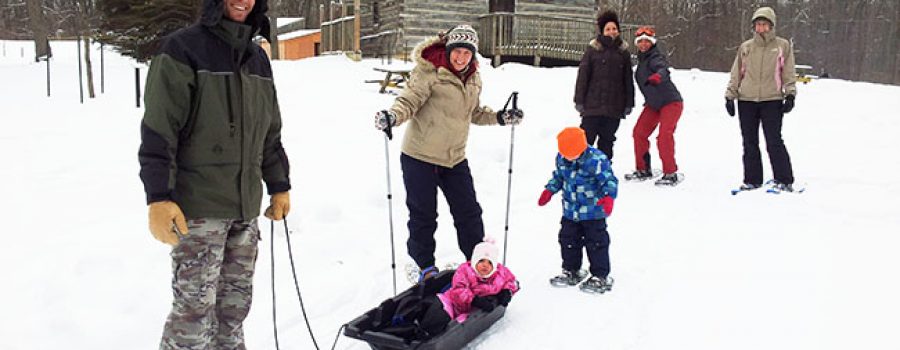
[627,26,685,186]
[138,0,291,348]
[573,10,635,161]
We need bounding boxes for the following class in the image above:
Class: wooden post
[135,67,141,108]
[77,36,84,103]
[45,54,50,97]
[329,1,334,52]
[100,43,105,94]
[353,0,361,54]
[319,4,325,51]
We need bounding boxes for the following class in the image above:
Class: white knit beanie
[470,237,499,278]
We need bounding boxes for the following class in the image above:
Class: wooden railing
[479,13,639,66]
[320,15,354,53]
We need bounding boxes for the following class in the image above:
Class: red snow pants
[632,101,683,174]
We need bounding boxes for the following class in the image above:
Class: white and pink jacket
[437,262,519,322]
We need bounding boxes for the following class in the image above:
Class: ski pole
[384,134,398,296]
[502,92,518,265]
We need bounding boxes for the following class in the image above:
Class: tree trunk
[26,0,49,61]
[84,36,95,98]
[269,15,280,59]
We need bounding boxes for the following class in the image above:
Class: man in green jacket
[137,0,290,348]
[725,6,798,193]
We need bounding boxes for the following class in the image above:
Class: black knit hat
[596,10,620,32]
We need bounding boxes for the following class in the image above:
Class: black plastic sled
[344,270,506,350]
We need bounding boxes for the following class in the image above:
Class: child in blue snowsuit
[538,127,619,293]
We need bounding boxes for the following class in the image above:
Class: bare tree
[26,0,50,60]
[72,0,97,98]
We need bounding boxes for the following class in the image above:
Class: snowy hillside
[2,40,899,350]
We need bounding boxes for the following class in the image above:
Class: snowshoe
[654,173,684,187]
[405,264,439,285]
[730,182,762,195]
[624,169,661,182]
[579,275,614,294]
[418,266,439,283]
[767,181,805,194]
[549,269,589,287]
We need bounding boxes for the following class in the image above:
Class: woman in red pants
[626,26,684,186]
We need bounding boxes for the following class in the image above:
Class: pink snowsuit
[437,262,519,322]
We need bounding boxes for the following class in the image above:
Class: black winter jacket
[635,45,682,111]
[138,0,290,220]
[574,36,635,118]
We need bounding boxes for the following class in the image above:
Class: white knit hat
[446,24,479,54]
[470,237,499,278]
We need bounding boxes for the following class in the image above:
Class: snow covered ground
[2,40,899,350]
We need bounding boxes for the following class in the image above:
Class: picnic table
[367,67,412,93]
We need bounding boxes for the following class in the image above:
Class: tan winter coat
[390,36,497,168]
[725,7,797,102]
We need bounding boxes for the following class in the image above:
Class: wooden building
[322,0,603,66]
[278,29,322,60]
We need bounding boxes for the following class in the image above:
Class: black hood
[201,0,271,41]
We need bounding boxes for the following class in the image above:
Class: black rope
[282,218,322,350]
[270,220,281,350]
[330,324,347,350]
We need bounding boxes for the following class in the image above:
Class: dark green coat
[138,0,290,220]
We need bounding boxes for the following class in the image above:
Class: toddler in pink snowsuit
[437,238,519,322]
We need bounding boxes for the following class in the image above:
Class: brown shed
[278,29,322,60]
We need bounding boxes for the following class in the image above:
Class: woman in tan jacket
[725,7,797,193]
[374,25,523,281]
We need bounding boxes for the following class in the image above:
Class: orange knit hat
[557,127,588,160]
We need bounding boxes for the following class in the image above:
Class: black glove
[782,95,795,114]
[725,98,735,117]
[575,103,584,114]
[470,295,495,312]
[375,110,396,140]
[623,107,632,117]
[496,108,524,126]
[495,289,512,306]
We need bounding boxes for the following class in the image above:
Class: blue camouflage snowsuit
[544,146,618,277]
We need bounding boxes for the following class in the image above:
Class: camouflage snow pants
[159,218,260,350]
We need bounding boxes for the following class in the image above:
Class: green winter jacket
[725,7,797,102]
[138,2,290,220]
[389,36,498,168]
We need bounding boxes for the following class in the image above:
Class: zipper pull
[230,123,236,137]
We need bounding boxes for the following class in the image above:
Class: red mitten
[647,73,662,86]
[597,196,614,216]
[537,189,553,206]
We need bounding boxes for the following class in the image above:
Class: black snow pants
[580,116,621,160]
[559,218,611,278]
[738,100,794,185]
[401,153,485,269]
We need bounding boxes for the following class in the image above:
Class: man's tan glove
[148,201,189,245]
[264,191,290,221]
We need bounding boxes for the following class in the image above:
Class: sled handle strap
[270,220,281,350]
[282,218,322,350]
